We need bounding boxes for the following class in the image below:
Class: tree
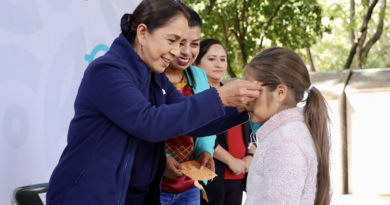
[306,47,316,72]
[342,0,388,69]
[309,0,389,71]
[186,0,325,77]
[344,0,385,69]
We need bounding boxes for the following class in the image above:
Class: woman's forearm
[186,107,248,137]
[213,144,233,165]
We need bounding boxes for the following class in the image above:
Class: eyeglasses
[260,82,295,89]
[260,83,272,87]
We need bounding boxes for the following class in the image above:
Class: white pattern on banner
[38,193,46,205]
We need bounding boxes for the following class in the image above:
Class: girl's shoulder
[278,121,317,159]
[256,107,305,141]
[257,108,315,157]
[280,120,312,140]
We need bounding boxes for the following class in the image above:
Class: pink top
[245,107,318,205]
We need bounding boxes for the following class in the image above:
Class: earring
[141,44,143,51]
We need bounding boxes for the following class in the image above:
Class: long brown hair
[245,47,331,205]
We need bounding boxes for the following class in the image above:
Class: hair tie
[307,84,314,93]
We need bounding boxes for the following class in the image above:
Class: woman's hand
[164,156,185,179]
[242,156,253,173]
[197,152,215,172]
[227,157,247,175]
[216,80,262,108]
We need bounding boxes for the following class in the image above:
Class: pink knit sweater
[245,107,318,205]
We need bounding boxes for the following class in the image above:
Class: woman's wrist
[215,87,225,107]
[246,153,254,157]
[226,154,236,166]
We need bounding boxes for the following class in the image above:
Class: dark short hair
[120,0,189,46]
[186,7,202,29]
[184,6,202,89]
[194,39,227,65]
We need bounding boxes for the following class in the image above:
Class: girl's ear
[274,84,288,103]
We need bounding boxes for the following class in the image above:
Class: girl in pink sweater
[244,47,331,205]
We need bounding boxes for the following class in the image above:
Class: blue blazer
[46,34,248,205]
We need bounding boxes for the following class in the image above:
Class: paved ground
[332,195,390,205]
[241,193,390,204]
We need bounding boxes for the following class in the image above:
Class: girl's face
[196,44,227,82]
[139,15,188,73]
[245,73,282,124]
[169,26,201,71]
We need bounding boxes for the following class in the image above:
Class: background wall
[0,0,141,204]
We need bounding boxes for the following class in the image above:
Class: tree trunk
[350,0,355,45]
[226,57,236,78]
[344,0,379,69]
[355,45,363,70]
[230,30,247,66]
[386,60,390,68]
[231,0,248,66]
[203,0,216,20]
[355,31,367,69]
[239,40,247,65]
[306,47,316,72]
[362,0,386,58]
[217,11,236,77]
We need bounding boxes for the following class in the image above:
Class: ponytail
[120,14,136,45]
[304,86,331,205]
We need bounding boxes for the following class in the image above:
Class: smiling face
[168,26,201,71]
[195,44,227,81]
[137,14,188,73]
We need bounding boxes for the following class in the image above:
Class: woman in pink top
[244,47,331,205]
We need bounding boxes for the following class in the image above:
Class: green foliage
[186,0,325,76]
[309,1,351,71]
[186,0,389,74]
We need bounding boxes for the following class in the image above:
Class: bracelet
[214,88,225,107]
[246,153,254,157]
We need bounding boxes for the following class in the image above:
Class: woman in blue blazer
[46,1,261,205]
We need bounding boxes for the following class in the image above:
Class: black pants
[201,179,246,205]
